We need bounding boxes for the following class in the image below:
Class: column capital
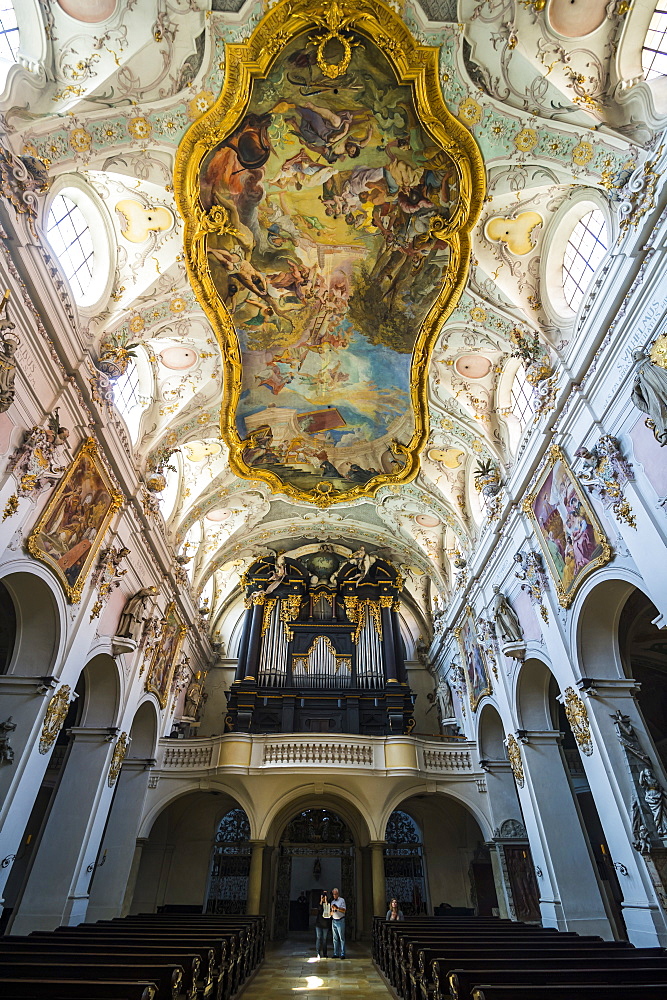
[249,839,266,850]
[369,840,386,850]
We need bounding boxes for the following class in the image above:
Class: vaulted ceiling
[8,0,659,631]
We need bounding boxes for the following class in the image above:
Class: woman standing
[386,898,404,921]
[315,891,332,958]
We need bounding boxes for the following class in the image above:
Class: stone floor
[240,934,394,1000]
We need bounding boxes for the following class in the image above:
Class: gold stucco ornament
[107,732,129,787]
[175,0,484,508]
[39,685,71,754]
[563,686,594,756]
[505,733,525,788]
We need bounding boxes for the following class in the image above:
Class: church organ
[225,547,414,735]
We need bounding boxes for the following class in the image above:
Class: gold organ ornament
[175,0,484,507]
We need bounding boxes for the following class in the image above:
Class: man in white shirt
[330,886,347,958]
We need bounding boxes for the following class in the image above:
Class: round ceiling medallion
[159,347,198,370]
[454,354,492,379]
[548,0,607,38]
[206,509,232,522]
[415,514,440,527]
[57,0,117,22]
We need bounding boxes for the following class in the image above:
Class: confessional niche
[175,0,484,506]
[226,547,414,735]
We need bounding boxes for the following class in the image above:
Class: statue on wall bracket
[174,0,485,507]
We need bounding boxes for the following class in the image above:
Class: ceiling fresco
[176,0,484,504]
[4,0,660,631]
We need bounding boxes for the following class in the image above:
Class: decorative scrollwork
[39,685,71,755]
[505,733,525,788]
[563,687,593,756]
[107,731,129,787]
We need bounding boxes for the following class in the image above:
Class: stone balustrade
[155,734,477,776]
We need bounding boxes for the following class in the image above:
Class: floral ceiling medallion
[175,0,484,506]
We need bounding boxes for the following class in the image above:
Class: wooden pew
[424,945,666,1000]
[447,964,667,1000]
[0,961,186,1000]
[106,917,256,991]
[392,929,609,994]
[25,931,220,996]
[470,986,667,1000]
[0,940,209,997]
[0,979,158,1000]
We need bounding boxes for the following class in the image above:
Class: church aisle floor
[239,935,394,1000]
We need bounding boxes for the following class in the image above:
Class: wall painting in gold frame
[145,602,188,709]
[175,0,485,507]
[456,605,491,712]
[523,444,611,608]
[26,437,123,603]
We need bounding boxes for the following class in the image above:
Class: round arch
[138,778,257,841]
[131,786,252,915]
[384,790,495,916]
[0,565,64,676]
[515,656,556,731]
[378,783,494,844]
[127,699,159,759]
[79,652,121,728]
[575,573,640,682]
[262,787,373,847]
[477,702,508,762]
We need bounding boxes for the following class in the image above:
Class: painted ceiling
[7,0,655,634]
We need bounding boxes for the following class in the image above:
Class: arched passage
[0,569,61,676]
[385,792,497,917]
[130,789,250,915]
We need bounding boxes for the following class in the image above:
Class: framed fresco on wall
[523,444,611,608]
[456,606,491,711]
[26,437,123,603]
[145,602,187,708]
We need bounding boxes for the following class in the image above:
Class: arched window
[45,194,95,302]
[0,3,18,64]
[642,5,667,80]
[510,364,535,430]
[562,209,608,312]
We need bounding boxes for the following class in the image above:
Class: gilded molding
[174,0,485,507]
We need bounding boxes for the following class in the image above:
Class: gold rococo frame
[522,444,612,609]
[145,601,188,709]
[174,0,485,507]
[26,437,123,604]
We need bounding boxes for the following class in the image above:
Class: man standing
[330,886,347,958]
